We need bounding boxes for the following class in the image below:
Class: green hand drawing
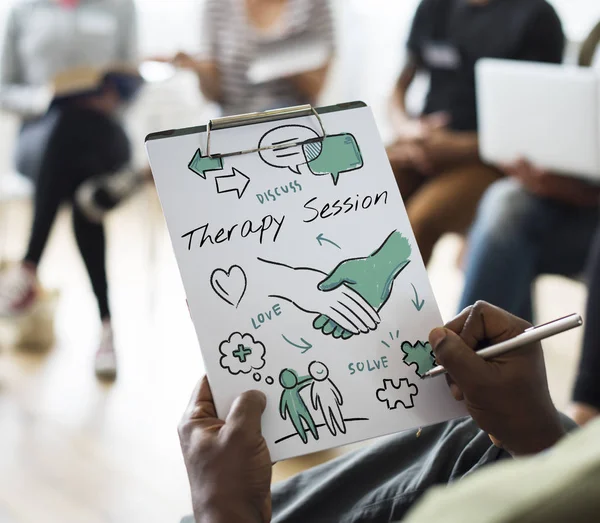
[314,231,412,339]
[279,369,318,444]
[304,134,363,185]
[401,341,436,378]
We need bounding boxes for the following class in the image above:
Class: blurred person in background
[572,225,600,426]
[0,0,139,380]
[387,0,565,265]
[166,0,335,116]
[458,21,600,425]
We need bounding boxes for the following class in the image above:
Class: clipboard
[145,102,467,461]
[146,101,360,153]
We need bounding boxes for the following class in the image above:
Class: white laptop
[476,58,600,182]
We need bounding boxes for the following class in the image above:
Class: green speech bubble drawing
[303,133,364,185]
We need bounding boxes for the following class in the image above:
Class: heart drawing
[210,265,247,307]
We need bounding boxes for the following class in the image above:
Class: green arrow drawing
[282,334,312,354]
[188,149,224,179]
[316,233,341,249]
[411,283,425,312]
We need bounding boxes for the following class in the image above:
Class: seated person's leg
[386,160,424,204]
[460,178,598,322]
[271,418,504,523]
[406,163,501,265]
[72,205,109,321]
[66,107,130,378]
[0,111,72,315]
[572,225,600,425]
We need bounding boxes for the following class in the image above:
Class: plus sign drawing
[219,332,266,375]
[233,344,252,363]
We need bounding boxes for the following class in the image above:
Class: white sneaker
[95,323,117,380]
[0,265,39,317]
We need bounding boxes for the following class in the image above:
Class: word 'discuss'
[182,214,285,250]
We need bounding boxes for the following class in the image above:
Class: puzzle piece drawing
[376,378,418,410]
[401,341,436,378]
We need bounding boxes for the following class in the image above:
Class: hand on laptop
[388,113,480,174]
[387,112,449,174]
[396,111,450,141]
[502,158,600,206]
[430,301,565,456]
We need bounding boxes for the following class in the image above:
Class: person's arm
[390,0,429,125]
[172,0,222,103]
[286,0,335,103]
[516,2,565,64]
[503,159,600,207]
[404,420,597,523]
[0,7,51,116]
[422,129,480,167]
[391,53,419,122]
[287,64,330,104]
[579,20,600,67]
[181,58,222,103]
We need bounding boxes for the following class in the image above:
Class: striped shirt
[199,0,335,116]
[0,0,137,115]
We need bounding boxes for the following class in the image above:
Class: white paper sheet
[146,104,467,461]
[247,39,330,85]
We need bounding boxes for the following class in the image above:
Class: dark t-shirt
[407,0,565,131]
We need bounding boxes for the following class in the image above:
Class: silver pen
[422,313,583,380]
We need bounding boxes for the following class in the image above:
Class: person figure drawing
[278,368,318,444]
[308,361,346,437]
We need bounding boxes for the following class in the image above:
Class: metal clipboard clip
[205,104,328,159]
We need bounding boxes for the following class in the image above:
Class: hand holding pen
[427,302,571,456]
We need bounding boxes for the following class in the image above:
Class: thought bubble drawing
[219,332,266,376]
[305,133,363,185]
[259,125,320,174]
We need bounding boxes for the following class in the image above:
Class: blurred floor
[0,186,586,522]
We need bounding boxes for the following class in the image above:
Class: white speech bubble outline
[258,125,320,174]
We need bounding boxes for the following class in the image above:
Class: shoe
[95,323,117,380]
[76,167,145,223]
[0,265,39,317]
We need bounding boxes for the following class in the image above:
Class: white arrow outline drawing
[215,168,250,199]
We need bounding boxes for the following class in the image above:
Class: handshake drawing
[260,231,412,340]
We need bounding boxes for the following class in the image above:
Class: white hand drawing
[257,258,380,335]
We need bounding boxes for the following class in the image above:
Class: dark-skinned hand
[179,377,272,523]
[429,301,565,456]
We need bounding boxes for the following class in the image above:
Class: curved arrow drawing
[282,334,312,354]
[410,283,425,312]
[215,168,250,199]
[316,233,341,249]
